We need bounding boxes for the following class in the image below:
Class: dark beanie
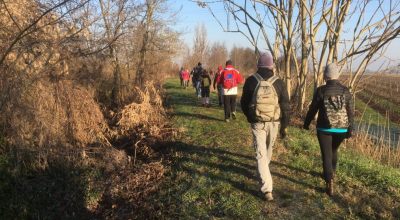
[258,53,273,68]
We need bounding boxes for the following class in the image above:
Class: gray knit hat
[258,53,273,68]
[324,63,339,79]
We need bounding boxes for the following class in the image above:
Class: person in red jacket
[217,60,243,122]
[181,67,190,89]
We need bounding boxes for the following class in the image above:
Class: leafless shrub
[5,78,108,148]
[116,81,165,138]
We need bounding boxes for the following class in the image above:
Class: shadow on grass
[173,112,225,122]
[0,163,91,219]
[160,140,324,200]
[271,161,322,179]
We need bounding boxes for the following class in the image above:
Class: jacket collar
[257,68,274,77]
[326,79,341,85]
[225,65,234,69]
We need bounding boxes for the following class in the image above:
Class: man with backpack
[213,66,224,106]
[240,53,290,201]
[217,60,243,122]
[303,63,354,197]
[194,62,203,98]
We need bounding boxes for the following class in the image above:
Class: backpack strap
[267,75,279,84]
[253,73,263,82]
[253,73,279,84]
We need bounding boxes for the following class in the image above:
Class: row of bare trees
[179,22,257,76]
[196,0,400,110]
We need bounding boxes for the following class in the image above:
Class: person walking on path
[213,66,224,106]
[181,67,190,89]
[217,60,243,122]
[194,62,203,98]
[303,63,354,197]
[191,67,196,89]
[240,53,290,201]
[180,67,184,87]
[200,69,212,107]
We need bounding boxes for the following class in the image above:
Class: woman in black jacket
[303,63,354,196]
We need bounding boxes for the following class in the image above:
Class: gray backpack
[249,73,280,122]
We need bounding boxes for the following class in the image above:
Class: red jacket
[217,65,243,88]
[181,70,190,80]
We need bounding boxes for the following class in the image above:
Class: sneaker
[232,112,237,120]
[258,191,273,201]
[225,119,230,123]
[206,103,209,108]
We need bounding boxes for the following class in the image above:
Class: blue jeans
[196,81,201,97]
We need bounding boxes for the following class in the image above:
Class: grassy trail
[149,78,400,219]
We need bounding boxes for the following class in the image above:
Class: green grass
[148,78,400,219]
[354,96,399,128]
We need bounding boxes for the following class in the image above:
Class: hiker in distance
[181,67,190,90]
[213,66,224,106]
[303,63,354,197]
[240,53,290,201]
[194,62,203,98]
[200,69,212,107]
[191,67,196,89]
[217,60,243,122]
[180,67,184,87]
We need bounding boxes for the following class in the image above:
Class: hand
[280,127,287,139]
[346,129,352,139]
[303,124,309,130]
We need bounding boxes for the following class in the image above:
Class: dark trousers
[217,85,223,105]
[180,78,183,86]
[201,87,210,97]
[223,95,237,119]
[317,131,346,181]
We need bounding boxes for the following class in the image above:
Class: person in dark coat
[213,66,224,106]
[241,53,290,201]
[200,69,212,107]
[303,63,354,196]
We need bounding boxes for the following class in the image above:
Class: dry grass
[4,79,108,149]
[347,132,400,168]
[115,81,165,138]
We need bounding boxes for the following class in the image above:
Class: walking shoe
[325,179,334,196]
[206,103,209,108]
[232,112,237,120]
[225,119,230,123]
[258,191,273,201]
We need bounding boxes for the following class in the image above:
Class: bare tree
[196,0,400,110]
[193,22,209,63]
[135,0,182,88]
[207,41,228,70]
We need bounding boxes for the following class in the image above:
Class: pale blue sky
[171,0,400,71]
